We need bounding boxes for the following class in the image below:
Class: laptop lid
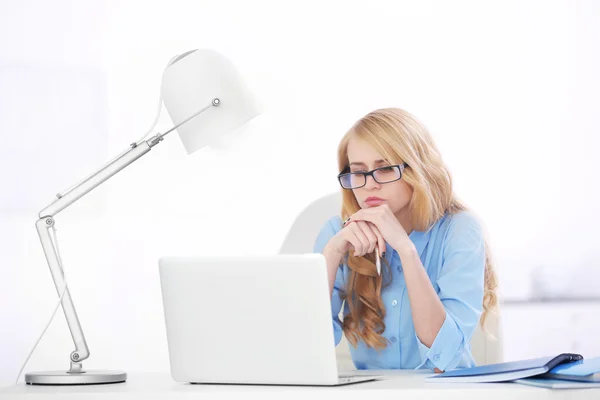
[158,253,340,385]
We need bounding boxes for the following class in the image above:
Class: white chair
[279,192,503,370]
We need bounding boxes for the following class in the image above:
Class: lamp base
[25,370,127,385]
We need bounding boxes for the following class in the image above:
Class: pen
[375,247,381,276]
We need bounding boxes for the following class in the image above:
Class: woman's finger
[356,221,377,254]
[369,223,386,256]
[347,223,368,256]
[345,235,361,256]
[342,223,364,255]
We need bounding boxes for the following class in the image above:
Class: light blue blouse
[312,211,486,372]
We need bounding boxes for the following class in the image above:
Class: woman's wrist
[323,242,344,264]
[394,239,417,260]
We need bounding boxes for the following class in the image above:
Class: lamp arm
[34,135,164,371]
[39,136,163,219]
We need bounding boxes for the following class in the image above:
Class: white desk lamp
[23,49,262,385]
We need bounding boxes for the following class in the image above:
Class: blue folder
[537,356,600,382]
[426,353,583,383]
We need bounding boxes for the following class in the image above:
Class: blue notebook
[514,378,600,389]
[426,353,583,383]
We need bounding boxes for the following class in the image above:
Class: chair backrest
[279,192,503,368]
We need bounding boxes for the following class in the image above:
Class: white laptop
[158,253,380,386]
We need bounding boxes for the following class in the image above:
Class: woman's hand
[345,204,413,254]
[325,220,386,258]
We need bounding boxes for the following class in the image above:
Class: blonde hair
[337,108,498,350]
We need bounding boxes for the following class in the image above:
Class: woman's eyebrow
[349,159,388,167]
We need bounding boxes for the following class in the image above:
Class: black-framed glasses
[337,163,409,189]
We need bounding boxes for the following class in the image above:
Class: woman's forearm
[397,243,446,348]
[322,245,343,297]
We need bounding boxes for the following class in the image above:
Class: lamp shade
[161,49,263,155]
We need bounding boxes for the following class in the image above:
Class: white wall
[1,0,599,387]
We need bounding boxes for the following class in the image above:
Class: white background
[1,0,599,388]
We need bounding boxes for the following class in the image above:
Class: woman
[313,108,498,372]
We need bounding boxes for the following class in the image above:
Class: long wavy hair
[337,108,498,350]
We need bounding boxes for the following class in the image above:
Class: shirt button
[433,354,440,361]
[392,300,398,307]
[390,337,397,343]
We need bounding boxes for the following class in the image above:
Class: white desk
[1,371,599,399]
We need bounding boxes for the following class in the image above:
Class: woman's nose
[364,175,381,189]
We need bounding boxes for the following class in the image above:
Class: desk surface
[2,370,598,399]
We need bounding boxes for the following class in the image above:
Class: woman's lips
[365,197,385,206]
